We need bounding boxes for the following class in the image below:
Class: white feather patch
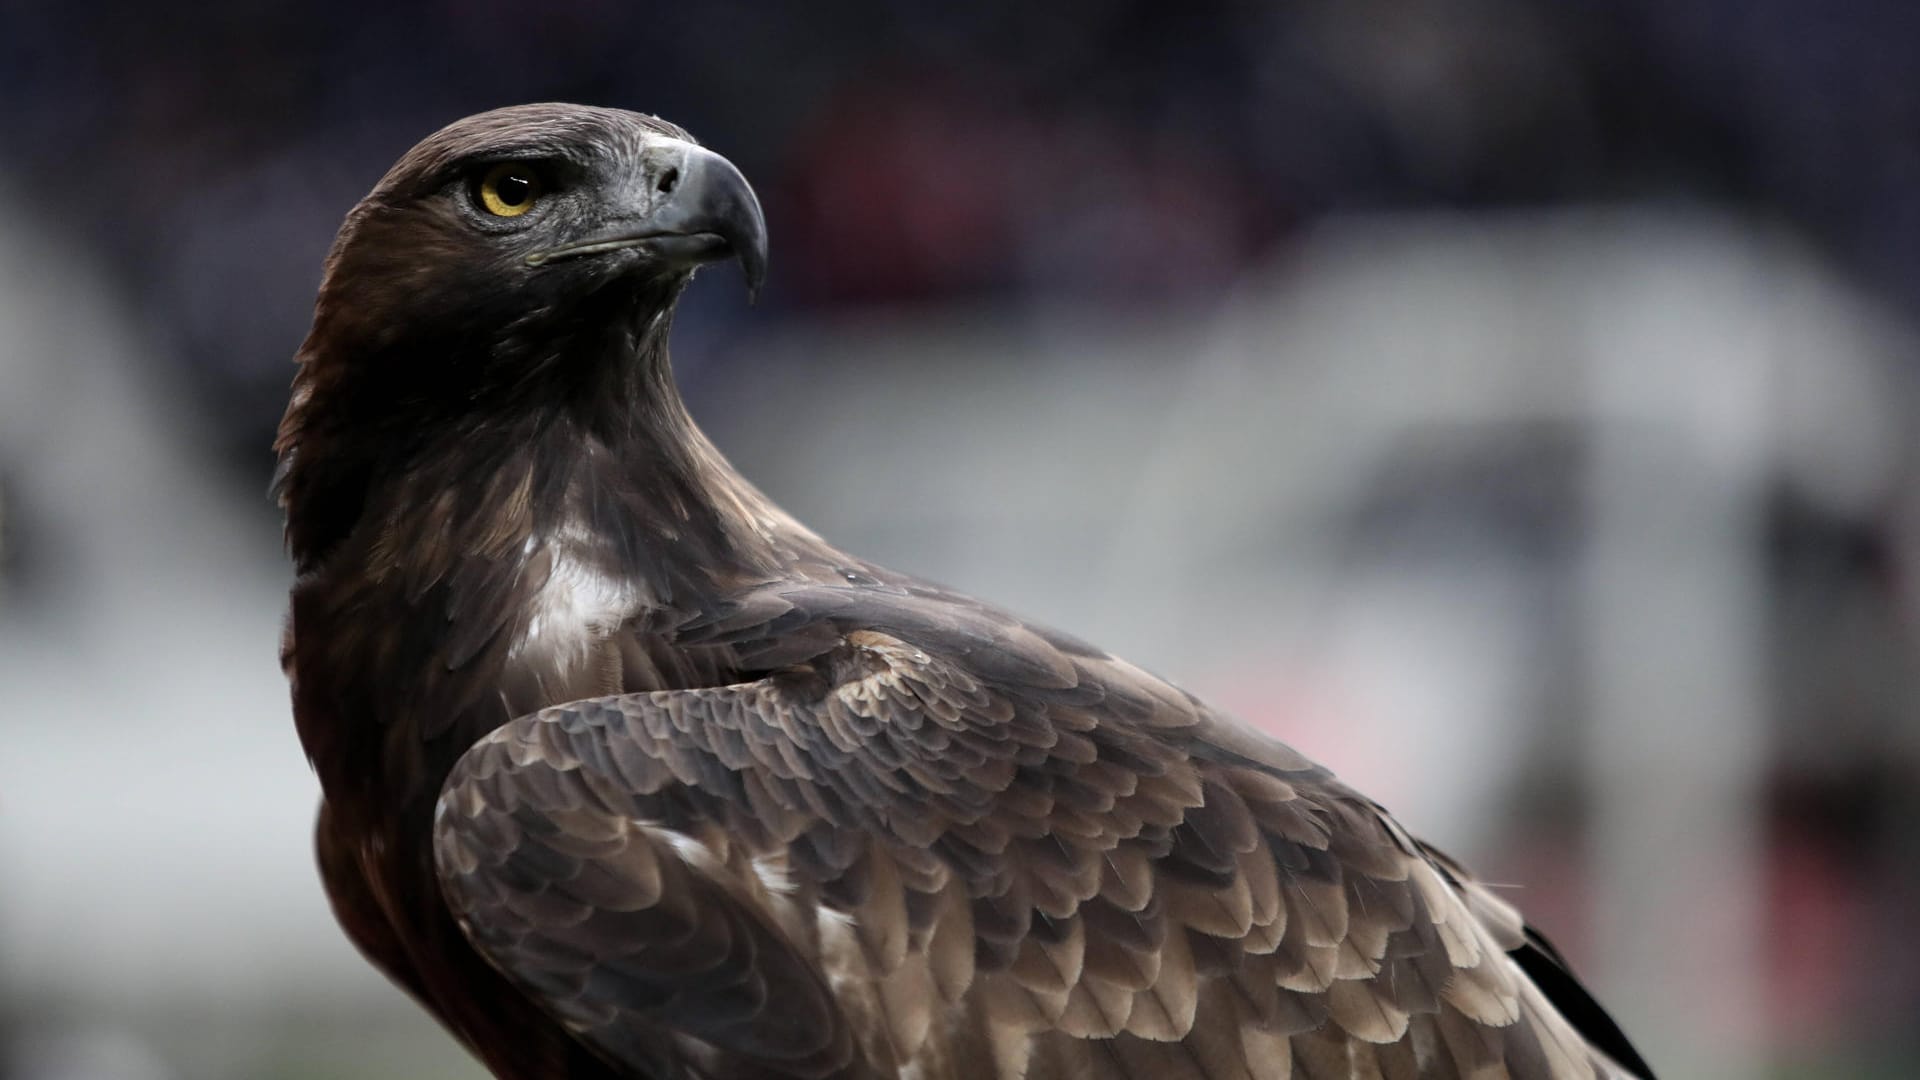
[507,520,644,681]
[753,853,796,895]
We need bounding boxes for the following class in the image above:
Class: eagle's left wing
[433,603,1638,1079]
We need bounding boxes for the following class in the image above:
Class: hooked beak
[526,140,769,302]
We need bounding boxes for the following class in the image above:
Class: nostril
[657,167,680,195]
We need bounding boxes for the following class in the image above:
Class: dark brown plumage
[278,103,1654,1080]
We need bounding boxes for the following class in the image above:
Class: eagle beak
[642,143,769,302]
[527,141,769,303]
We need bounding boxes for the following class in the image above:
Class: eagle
[277,104,1655,1080]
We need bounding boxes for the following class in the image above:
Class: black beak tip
[740,234,767,305]
[723,174,768,305]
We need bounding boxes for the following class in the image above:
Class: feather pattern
[429,602,1649,1079]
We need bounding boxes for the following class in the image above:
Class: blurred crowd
[8,1,1920,453]
[3,2,1919,1078]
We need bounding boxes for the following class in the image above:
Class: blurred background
[2,1,1917,1077]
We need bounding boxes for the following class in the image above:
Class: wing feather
[430,592,1650,1078]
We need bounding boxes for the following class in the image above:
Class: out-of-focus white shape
[0,198,327,1002]
[9,1025,173,1080]
[0,205,473,1076]
[1576,218,1773,1080]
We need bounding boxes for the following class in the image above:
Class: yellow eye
[475,163,543,217]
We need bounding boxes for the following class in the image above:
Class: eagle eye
[473,162,545,218]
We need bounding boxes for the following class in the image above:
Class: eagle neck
[526,298,784,591]
[287,294,794,815]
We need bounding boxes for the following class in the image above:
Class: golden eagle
[277,104,1654,1080]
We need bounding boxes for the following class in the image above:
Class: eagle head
[310,103,766,356]
[276,103,766,568]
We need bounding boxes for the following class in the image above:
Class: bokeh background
[3,2,1918,1077]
